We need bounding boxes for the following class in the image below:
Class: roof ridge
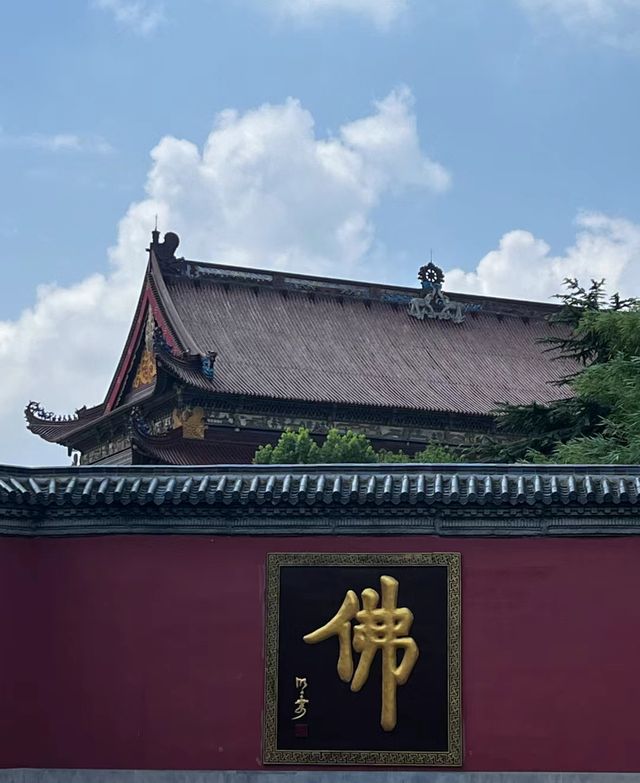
[150,252,202,354]
[173,258,562,315]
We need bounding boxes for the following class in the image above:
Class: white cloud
[1,88,446,465]
[446,212,640,302]
[0,130,113,154]
[267,0,408,27]
[112,86,449,275]
[518,0,640,48]
[92,0,165,36]
[0,272,139,467]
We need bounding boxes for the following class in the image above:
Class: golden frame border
[263,552,462,767]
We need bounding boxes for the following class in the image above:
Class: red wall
[1,535,639,771]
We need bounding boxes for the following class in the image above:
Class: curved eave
[25,404,106,445]
[27,387,158,448]
[26,350,217,449]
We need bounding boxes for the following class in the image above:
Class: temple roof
[26,232,576,449]
[163,263,574,415]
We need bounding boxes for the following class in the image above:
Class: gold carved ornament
[172,407,205,439]
[133,309,158,389]
[303,574,418,732]
[132,349,157,389]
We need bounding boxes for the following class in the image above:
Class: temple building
[25,231,573,465]
[8,234,639,783]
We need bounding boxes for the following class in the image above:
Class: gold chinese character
[303,575,418,731]
[292,676,309,720]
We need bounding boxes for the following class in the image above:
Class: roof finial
[154,230,180,265]
[408,259,465,323]
[151,216,160,247]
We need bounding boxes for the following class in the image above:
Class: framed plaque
[263,552,461,766]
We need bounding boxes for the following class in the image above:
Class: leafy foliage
[472,398,609,462]
[253,427,460,464]
[254,427,324,464]
[377,443,461,463]
[545,354,640,464]
[542,278,636,378]
[483,279,640,464]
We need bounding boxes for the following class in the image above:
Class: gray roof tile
[2,464,640,537]
[165,272,576,415]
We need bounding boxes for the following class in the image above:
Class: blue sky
[1,0,640,464]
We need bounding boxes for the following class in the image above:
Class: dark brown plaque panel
[263,552,461,766]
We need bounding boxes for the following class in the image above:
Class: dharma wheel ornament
[409,261,465,324]
[418,262,445,288]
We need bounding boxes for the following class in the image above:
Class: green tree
[479,280,640,464]
[542,278,636,374]
[253,427,460,464]
[475,397,609,462]
[544,351,640,464]
[254,427,378,464]
[254,427,322,464]
[318,428,378,463]
[377,443,460,463]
